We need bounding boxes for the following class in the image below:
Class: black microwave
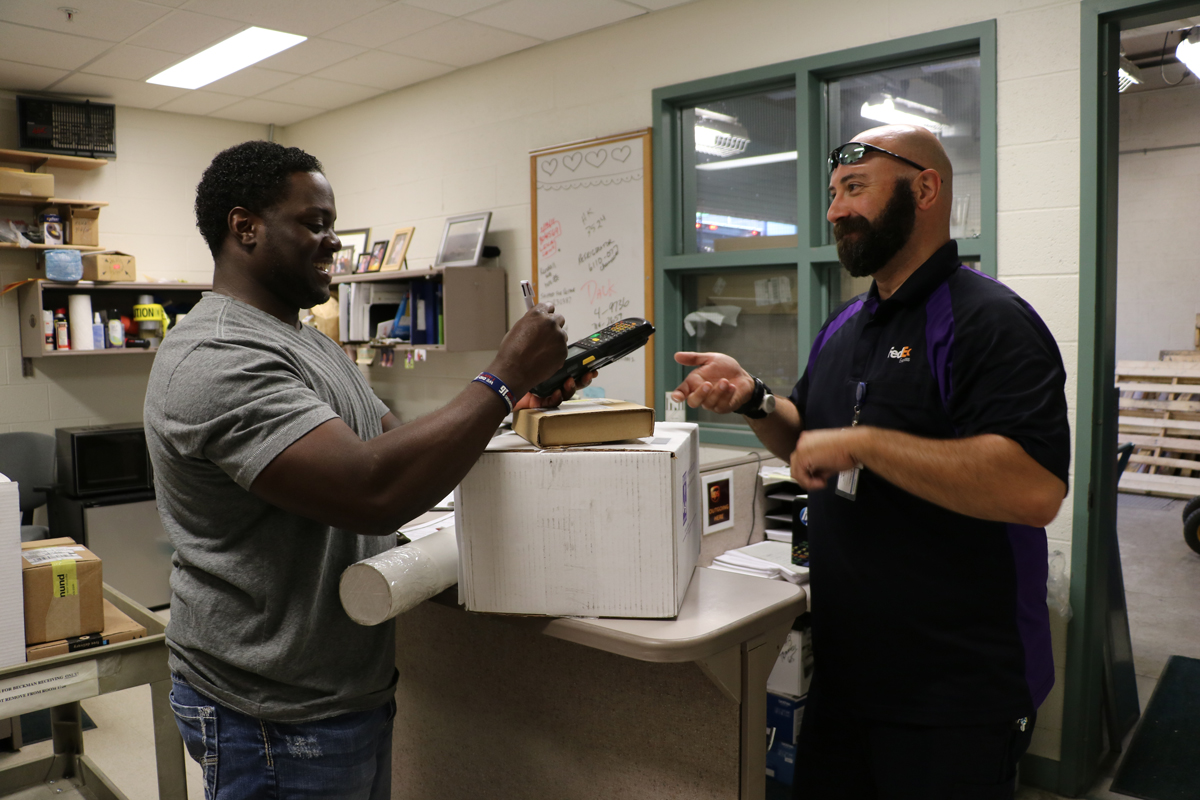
[56,424,154,498]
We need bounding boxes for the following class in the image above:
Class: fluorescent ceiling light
[1118,56,1144,93]
[860,94,951,136]
[147,27,306,90]
[694,108,750,158]
[695,151,797,171]
[1178,29,1200,80]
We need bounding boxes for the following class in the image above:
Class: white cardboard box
[455,422,700,618]
[0,474,26,667]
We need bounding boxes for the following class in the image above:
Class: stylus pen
[520,280,534,311]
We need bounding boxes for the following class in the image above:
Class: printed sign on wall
[703,470,734,535]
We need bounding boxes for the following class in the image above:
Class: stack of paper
[0,473,26,668]
[710,540,808,585]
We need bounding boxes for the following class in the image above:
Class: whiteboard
[531,130,653,407]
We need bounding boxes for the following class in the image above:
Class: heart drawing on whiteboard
[585,149,608,168]
[563,152,583,171]
[611,145,631,163]
[541,158,558,176]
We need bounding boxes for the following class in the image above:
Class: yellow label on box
[51,559,78,598]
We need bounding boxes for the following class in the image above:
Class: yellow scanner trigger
[582,356,596,366]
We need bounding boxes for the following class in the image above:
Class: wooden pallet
[1117,360,1200,498]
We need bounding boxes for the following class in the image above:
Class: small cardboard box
[513,398,655,448]
[765,740,796,786]
[455,422,700,618]
[81,251,135,282]
[21,537,104,646]
[65,206,100,247]
[767,691,807,745]
[767,614,813,698]
[0,168,53,198]
[26,598,147,661]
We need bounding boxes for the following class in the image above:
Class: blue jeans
[170,674,394,800]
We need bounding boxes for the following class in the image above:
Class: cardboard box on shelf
[513,398,655,448]
[26,598,147,661]
[455,422,700,618]
[81,251,135,281]
[767,614,813,698]
[767,691,806,746]
[65,206,100,247]
[21,537,104,646]
[0,168,53,198]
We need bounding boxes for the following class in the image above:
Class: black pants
[793,688,1035,800]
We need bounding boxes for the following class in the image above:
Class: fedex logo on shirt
[888,346,912,363]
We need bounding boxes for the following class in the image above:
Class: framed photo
[435,211,491,267]
[381,226,415,272]
[332,245,356,275]
[355,253,372,273]
[367,240,388,272]
[702,470,735,535]
[335,228,370,262]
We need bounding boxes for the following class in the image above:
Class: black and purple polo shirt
[790,239,1070,726]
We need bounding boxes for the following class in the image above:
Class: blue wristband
[473,371,514,413]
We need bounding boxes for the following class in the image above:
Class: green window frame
[652,21,998,446]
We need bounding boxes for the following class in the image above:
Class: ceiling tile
[178,0,393,37]
[466,0,644,41]
[202,67,298,97]
[0,59,70,92]
[155,89,242,115]
[126,10,244,55]
[255,37,367,75]
[256,76,382,110]
[322,3,450,49]
[210,97,325,126]
[313,50,453,90]
[402,0,504,15]
[80,44,182,81]
[0,22,113,71]
[0,0,171,42]
[624,0,695,8]
[383,19,540,68]
[51,73,188,109]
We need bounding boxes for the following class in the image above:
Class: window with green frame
[652,22,997,446]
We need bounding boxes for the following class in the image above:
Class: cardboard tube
[68,294,94,351]
[339,527,458,626]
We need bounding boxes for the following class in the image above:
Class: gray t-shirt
[144,292,395,723]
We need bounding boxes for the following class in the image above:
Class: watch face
[762,392,777,414]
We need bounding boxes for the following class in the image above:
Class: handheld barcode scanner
[531,317,654,398]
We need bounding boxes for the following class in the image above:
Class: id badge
[835,464,861,501]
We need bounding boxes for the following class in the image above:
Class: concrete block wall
[0,92,265,435]
[1117,82,1200,362]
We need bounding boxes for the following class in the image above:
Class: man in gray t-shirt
[146,141,575,799]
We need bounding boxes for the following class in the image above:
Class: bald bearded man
[672,126,1070,798]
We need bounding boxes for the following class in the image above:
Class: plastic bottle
[107,309,124,349]
[92,312,105,350]
[54,309,70,350]
[42,309,53,351]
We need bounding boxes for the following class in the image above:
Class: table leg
[739,623,792,799]
[150,678,188,800]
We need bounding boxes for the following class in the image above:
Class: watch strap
[735,376,770,419]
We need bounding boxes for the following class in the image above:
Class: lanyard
[851,381,867,426]
[837,381,867,501]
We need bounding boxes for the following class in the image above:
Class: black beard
[834,178,917,278]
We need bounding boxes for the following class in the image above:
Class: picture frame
[381,226,415,272]
[355,253,373,273]
[434,211,491,268]
[335,228,370,263]
[366,240,388,272]
[702,470,735,535]
[332,245,356,275]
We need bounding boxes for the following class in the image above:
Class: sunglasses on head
[828,141,929,173]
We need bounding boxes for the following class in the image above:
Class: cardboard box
[765,740,796,786]
[81,251,135,282]
[0,476,25,669]
[0,168,53,198]
[455,422,700,618]
[26,598,147,661]
[513,398,655,448]
[65,206,100,247]
[767,691,806,746]
[21,537,104,646]
[767,614,813,698]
